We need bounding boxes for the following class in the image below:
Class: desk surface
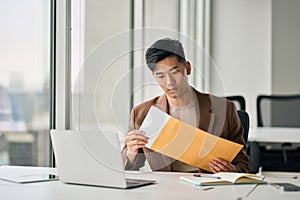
[0,166,300,200]
[248,127,300,143]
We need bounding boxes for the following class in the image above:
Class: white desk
[248,127,300,173]
[248,127,300,143]
[0,166,300,200]
[248,171,300,200]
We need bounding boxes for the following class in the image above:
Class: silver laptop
[50,129,155,189]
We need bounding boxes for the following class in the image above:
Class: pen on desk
[193,174,221,179]
[197,186,215,191]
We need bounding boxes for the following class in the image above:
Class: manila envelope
[150,117,243,172]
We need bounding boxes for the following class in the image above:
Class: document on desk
[140,106,243,172]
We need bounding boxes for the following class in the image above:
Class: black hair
[145,38,186,71]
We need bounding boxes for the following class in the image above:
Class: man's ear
[185,61,191,75]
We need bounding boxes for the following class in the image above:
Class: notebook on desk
[179,172,266,186]
[50,130,156,189]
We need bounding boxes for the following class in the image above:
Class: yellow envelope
[150,117,243,172]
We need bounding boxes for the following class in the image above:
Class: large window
[70,0,208,148]
[0,0,50,166]
[0,0,208,166]
[71,0,131,141]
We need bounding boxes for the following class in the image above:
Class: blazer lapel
[198,108,216,134]
[194,90,216,133]
[154,94,169,114]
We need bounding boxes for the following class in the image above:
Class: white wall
[75,0,300,129]
[272,0,300,94]
[210,0,272,126]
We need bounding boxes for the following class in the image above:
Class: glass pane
[0,0,50,166]
[71,0,131,146]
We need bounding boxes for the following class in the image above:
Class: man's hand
[125,130,149,162]
[209,158,237,173]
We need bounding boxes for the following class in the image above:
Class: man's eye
[156,75,164,78]
[171,70,179,75]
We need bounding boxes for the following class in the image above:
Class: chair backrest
[237,110,250,144]
[257,94,300,127]
[225,96,246,111]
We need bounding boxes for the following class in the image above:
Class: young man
[122,38,249,173]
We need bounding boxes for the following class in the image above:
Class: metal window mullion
[195,0,205,90]
[65,0,72,130]
[132,0,145,107]
[49,0,57,167]
[203,0,211,93]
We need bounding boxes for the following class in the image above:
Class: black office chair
[251,94,300,172]
[237,110,250,144]
[225,95,246,111]
[221,96,248,142]
[257,94,300,127]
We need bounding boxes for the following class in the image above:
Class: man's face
[152,56,191,99]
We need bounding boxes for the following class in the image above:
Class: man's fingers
[128,139,148,146]
[130,144,146,150]
[216,158,230,166]
[127,138,148,154]
[126,130,149,144]
[215,158,235,171]
[127,134,149,142]
[209,158,236,172]
[125,137,148,147]
[209,162,220,173]
[214,161,229,171]
[127,130,146,136]
[126,130,148,161]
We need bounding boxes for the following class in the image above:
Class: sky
[0,0,50,92]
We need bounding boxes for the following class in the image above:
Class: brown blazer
[122,88,249,173]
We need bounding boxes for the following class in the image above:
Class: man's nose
[166,74,175,85]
